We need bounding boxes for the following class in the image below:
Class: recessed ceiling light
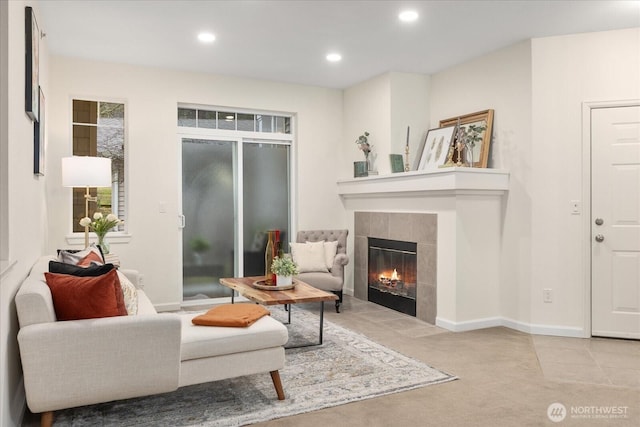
[326,53,342,63]
[225,115,234,120]
[197,32,216,43]
[398,10,419,22]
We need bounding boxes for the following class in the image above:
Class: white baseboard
[436,316,586,338]
[436,316,503,332]
[157,296,253,312]
[154,302,181,312]
[526,322,586,338]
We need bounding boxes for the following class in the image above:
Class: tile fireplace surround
[354,212,437,323]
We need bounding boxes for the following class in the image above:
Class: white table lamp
[62,156,112,248]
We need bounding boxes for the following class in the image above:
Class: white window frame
[65,97,132,245]
[177,104,297,281]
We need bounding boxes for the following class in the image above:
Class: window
[178,107,291,134]
[71,100,125,232]
[177,104,294,301]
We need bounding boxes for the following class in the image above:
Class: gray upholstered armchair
[295,230,349,312]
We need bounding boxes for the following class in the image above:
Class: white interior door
[591,105,640,339]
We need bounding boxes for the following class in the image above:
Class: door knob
[595,234,605,242]
[595,218,604,226]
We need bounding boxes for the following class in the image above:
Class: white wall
[47,57,344,308]
[1,1,50,425]
[343,72,430,176]
[530,28,640,333]
[343,73,391,176]
[430,40,533,327]
[0,0,8,263]
[429,29,640,336]
[389,72,431,167]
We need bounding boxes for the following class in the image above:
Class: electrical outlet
[543,288,553,303]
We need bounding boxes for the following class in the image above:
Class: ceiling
[39,0,640,89]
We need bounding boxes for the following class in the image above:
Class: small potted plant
[190,236,211,265]
[270,256,299,286]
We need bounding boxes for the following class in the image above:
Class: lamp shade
[62,156,112,188]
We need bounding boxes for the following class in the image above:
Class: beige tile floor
[258,296,640,426]
[23,295,640,426]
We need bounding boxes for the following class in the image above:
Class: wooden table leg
[270,370,285,400]
[41,411,53,427]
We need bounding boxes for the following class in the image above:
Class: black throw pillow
[49,261,115,277]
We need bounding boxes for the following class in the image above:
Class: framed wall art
[25,6,40,121]
[418,125,456,170]
[34,87,45,175]
[439,109,494,168]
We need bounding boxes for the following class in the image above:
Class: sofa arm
[119,268,142,289]
[18,313,181,413]
[330,253,350,278]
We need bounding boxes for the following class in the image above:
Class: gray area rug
[52,307,457,426]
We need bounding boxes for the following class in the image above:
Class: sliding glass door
[180,137,290,302]
[242,142,290,276]
[181,139,236,300]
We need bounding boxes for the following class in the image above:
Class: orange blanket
[192,304,270,327]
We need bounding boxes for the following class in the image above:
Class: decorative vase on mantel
[97,234,110,254]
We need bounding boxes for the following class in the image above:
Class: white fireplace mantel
[337,167,509,197]
[338,167,511,332]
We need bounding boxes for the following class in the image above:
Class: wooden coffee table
[219,276,338,348]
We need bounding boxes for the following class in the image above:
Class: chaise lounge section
[15,255,289,427]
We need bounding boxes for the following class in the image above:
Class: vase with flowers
[79,212,123,254]
[355,131,372,172]
[460,121,487,167]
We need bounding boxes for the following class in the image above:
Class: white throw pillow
[316,240,338,270]
[116,271,138,315]
[290,241,328,273]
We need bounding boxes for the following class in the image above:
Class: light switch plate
[570,200,580,215]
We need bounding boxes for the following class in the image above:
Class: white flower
[93,212,103,220]
[79,217,92,227]
[106,213,118,222]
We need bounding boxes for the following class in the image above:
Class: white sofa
[16,256,289,427]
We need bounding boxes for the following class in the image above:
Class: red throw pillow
[44,270,127,321]
[77,251,104,267]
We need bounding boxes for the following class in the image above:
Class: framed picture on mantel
[439,109,494,168]
[390,154,404,173]
[418,126,456,170]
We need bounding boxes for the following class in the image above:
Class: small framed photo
[418,126,456,170]
[390,154,405,173]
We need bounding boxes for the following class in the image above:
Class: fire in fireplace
[368,237,417,316]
